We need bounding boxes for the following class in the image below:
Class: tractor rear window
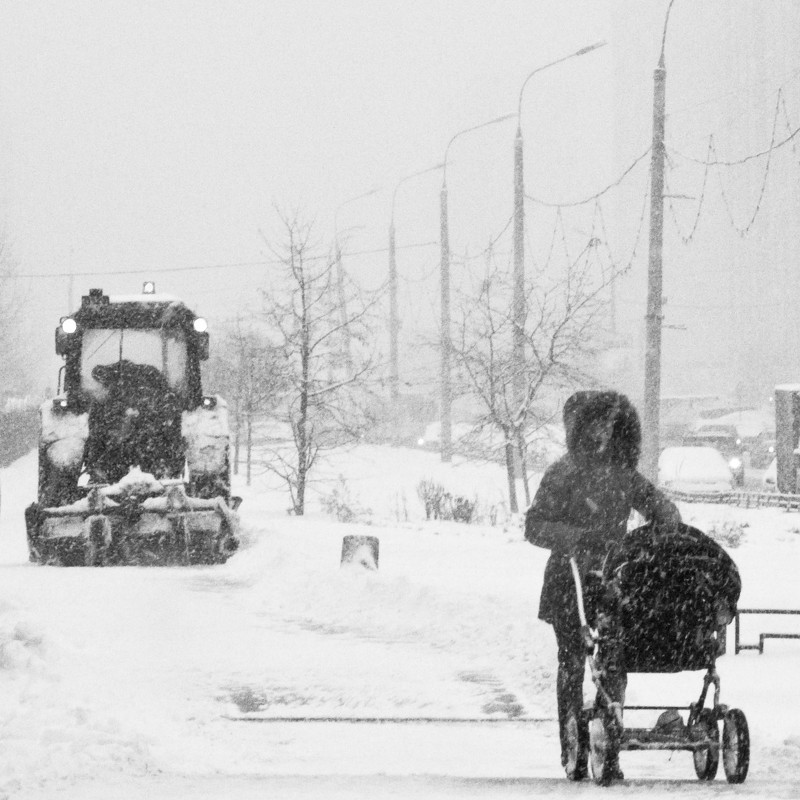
[80,328,189,400]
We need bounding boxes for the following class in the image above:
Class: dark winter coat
[525,390,681,625]
[86,360,184,483]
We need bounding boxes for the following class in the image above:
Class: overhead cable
[14,240,440,280]
[525,147,651,208]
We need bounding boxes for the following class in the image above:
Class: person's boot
[608,760,624,781]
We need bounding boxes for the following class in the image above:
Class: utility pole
[642,1,675,481]
[512,127,525,438]
[334,188,381,376]
[512,42,606,474]
[440,181,452,462]
[439,114,515,463]
[389,163,444,403]
[388,222,399,400]
[334,241,354,375]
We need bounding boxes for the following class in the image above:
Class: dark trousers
[552,598,627,766]
[553,609,588,766]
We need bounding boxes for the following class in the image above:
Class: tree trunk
[505,439,518,513]
[233,396,241,476]
[515,430,530,507]
[246,411,252,486]
[296,455,306,515]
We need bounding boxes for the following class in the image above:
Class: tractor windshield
[80,328,189,400]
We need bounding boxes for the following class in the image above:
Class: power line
[668,63,800,121]
[14,241,440,280]
[665,136,713,244]
[668,100,800,167]
[525,147,651,208]
[712,91,781,236]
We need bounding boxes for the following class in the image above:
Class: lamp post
[641,0,677,481]
[334,187,381,373]
[389,163,444,403]
[512,41,607,439]
[439,113,515,462]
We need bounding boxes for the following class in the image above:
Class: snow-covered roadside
[0,444,797,797]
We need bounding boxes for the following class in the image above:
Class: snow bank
[0,443,798,795]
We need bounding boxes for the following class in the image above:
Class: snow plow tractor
[25,285,241,566]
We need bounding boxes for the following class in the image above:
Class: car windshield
[80,328,189,400]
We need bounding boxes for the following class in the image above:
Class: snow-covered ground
[0,444,799,798]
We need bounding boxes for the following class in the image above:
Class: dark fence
[734,609,800,654]
[664,487,800,510]
[0,408,39,467]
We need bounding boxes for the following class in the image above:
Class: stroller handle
[569,557,589,627]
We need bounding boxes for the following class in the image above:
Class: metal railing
[734,608,800,654]
[664,487,800,510]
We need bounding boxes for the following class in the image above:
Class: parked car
[681,425,745,485]
[416,421,476,452]
[762,457,777,492]
[658,446,736,493]
[746,433,776,469]
[416,419,566,468]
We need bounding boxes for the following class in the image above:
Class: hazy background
[0,1,798,408]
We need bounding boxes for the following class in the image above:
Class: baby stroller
[568,523,749,785]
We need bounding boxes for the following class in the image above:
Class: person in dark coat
[86,360,184,484]
[525,390,681,781]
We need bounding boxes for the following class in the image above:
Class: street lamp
[641,0,677,481]
[334,187,381,373]
[512,41,607,434]
[388,163,444,403]
[440,113,515,462]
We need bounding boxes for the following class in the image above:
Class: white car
[658,446,736,493]
[762,457,777,491]
[416,421,474,451]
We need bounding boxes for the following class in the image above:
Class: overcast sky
[1,1,799,400]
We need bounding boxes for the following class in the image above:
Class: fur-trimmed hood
[563,390,641,470]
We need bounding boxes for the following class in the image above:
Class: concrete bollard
[340,535,379,570]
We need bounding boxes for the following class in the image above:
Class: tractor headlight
[193,317,208,333]
[729,457,742,471]
[61,317,77,334]
[201,395,217,409]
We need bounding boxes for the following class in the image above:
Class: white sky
[1,2,799,399]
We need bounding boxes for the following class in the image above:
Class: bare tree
[204,319,284,483]
[451,243,618,513]
[0,237,34,396]
[260,210,379,515]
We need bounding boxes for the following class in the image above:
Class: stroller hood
[606,523,741,672]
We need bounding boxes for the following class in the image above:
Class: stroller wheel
[691,709,719,781]
[564,710,588,780]
[722,709,750,784]
[589,715,619,785]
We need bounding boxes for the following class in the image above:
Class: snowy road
[1,447,800,797]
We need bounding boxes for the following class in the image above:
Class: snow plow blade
[25,479,240,567]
